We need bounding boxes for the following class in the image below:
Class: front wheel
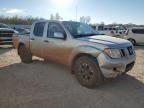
[74,56,103,88]
[18,45,32,63]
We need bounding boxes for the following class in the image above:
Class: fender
[69,45,103,67]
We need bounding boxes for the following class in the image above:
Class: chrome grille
[120,49,126,57]
[127,46,134,55]
[120,46,134,57]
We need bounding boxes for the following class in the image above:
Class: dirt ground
[0,45,144,108]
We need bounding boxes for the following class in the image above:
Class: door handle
[44,40,49,43]
[30,38,35,40]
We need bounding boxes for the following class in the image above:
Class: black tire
[74,56,103,88]
[18,45,32,63]
[128,39,136,46]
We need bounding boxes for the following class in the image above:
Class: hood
[78,35,132,48]
[0,28,15,33]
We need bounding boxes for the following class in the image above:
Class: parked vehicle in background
[91,25,127,37]
[13,20,136,88]
[0,23,16,45]
[123,28,144,45]
[15,28,30,34]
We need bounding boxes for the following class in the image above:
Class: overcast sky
[0,0,144,24]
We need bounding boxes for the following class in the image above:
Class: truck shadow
[0,60,144,107]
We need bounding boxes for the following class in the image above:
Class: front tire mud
[74,56,104,88]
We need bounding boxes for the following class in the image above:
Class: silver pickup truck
[13,20,136,88]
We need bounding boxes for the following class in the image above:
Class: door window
[98,26,104,31]
[33,22,45,37]
[47,22,66,39]
[132,29,144,34]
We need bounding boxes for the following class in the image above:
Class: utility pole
[76,6,77,21]
[75,0,78,21]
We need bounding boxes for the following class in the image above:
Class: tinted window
[109,28,112,30]
[98,26,104,31]
[113,28,116,30]
[132,29,144,34]
[104,28,108,30]
[91,25,96,29]
[47,22,65,38]
[33,22,45,36]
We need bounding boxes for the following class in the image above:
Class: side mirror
[54,32,66,39]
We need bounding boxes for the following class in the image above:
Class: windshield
[63,21,99,38]
[0,24,10,29]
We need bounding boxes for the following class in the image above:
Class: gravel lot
[0,45,144,108]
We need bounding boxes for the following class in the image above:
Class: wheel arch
[71,53,98,74]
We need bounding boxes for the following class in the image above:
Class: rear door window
[132,29,144,34]
[109,28,112,30]
[104,28,108,31]
[98,26,104,31]
[33,22,45,37]
[113,28,116,30]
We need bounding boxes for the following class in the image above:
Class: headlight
[104,48,121,59]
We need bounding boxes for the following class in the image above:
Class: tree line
[0,15,144,27]
[0,13,63,25]
[0,15,44,25]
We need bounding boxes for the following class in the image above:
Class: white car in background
[123,28,144,45]
[92,25,127,37]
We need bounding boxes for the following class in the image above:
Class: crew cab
[0,23,16,45]
[13,20,136,88]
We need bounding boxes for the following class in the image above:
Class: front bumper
[97,52,136,78]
